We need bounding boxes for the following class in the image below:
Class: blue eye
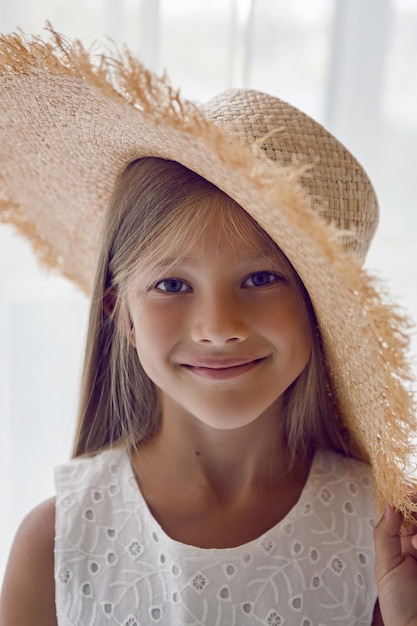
[243,272,282,288]
[154,278,190,293]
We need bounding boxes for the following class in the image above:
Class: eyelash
[152,272,285,294]
[243,272,284,288]
[153,278,191,293]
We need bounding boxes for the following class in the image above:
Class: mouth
[181,357,267,380]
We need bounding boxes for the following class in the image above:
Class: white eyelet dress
[55,447,378,626]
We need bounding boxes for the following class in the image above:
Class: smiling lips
[182,357,266,380]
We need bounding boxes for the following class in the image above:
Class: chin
[193,410,270,431]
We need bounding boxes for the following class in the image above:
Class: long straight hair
[73,157,348,461]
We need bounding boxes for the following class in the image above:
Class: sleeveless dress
[55,447,378,625]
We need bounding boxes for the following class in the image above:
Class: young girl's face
[126,195,312,431]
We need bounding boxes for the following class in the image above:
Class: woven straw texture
[0,27,416,521]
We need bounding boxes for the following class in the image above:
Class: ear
[128,323,137,348]
[103,287,137,348]
[103,287,117,319]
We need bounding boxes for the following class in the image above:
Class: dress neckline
[119,446,321,553]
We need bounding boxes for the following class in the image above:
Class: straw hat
[0,26,416,519]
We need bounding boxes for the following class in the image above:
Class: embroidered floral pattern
[190,572,208,593]
[57,563,71,585]
[265,609,283,625]
[55,448,378,625]
[260,535,275,554]
[127,539,143,559]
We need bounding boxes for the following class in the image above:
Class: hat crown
[204,88,379,261]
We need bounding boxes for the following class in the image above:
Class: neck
[133,403,301,501]
[131,402,312,548]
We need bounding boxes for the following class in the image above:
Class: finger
[374,504,404,570]
[399,510,417,558]
[401,534,417,561]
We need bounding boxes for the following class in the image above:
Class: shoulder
[312,449,377,516]
[0,497,57,626]
[55,447,129,516]
[315,448,374,483]
[55,446,127,484]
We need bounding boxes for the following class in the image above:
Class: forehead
[125,183,295,290]
[181,191,280,257]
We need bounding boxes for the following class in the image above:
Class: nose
[190,290,249,345]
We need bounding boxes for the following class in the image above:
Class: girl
[0,27,417,626]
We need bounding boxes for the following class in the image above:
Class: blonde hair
[73,158,348,461]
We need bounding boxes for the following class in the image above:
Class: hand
[374,503,417,626]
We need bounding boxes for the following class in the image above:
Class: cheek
[293,310,313,367]
[266,297,312,357]
[289,305,312,356]
[130,302,181,359]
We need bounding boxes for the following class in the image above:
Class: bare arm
[0,497,57,626]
